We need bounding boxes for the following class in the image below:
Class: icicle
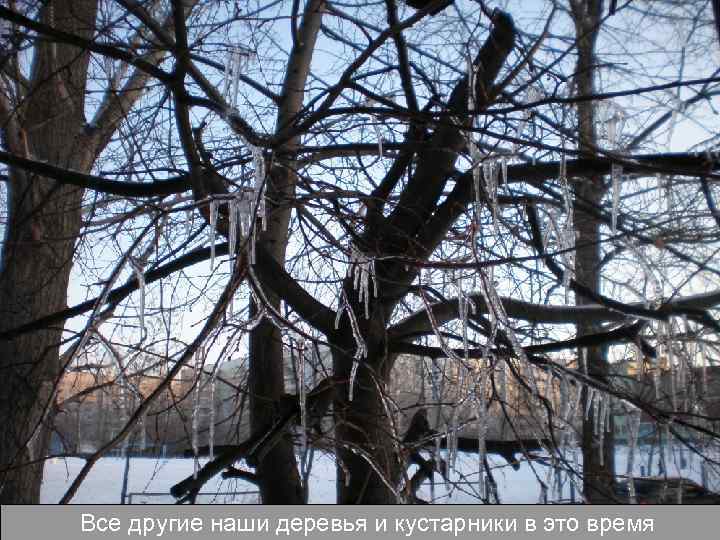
[191,350,202,480]
[457,278,477,359]
[467,52,476,113]
[334,296,346,330]
[208,367,216,461]
[448,408,459,476]
[434,435,442,486]
[483,160,498,224]
[559,370,570,425]
[185,208,192,236]
[469,137,483,223]
[349,246,378,320]
[208,199,218,269]
[700,341,708,397]
[559,151,569,212]
[665,175,674,217]
[553,461,563,503]
[296,339,308,455]
[250,145,266,231]
[222,46,248,107]
[665,321,678,412]
[611,164,622,234]
[474,368,488,500]
[626,405,641,503]
[230,48,242,107]
[548,210,574,303]
[597,394,607,467]
[131,260,145,336]
[249,222,257,264]
[501,156,508,188]
[373,122,383,157]
[228,198,238,265]
[585,387,595,420]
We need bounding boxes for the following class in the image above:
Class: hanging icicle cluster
[202,140,266,267]
[221,46,255,107]
[349,245,378,319]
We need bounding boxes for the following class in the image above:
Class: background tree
[1,0,719,505]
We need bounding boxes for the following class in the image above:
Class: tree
[1,0,719,504]
[0,0,197,503]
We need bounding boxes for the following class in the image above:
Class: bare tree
[1,0,720,505]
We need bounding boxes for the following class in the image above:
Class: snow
[40,444,720,504]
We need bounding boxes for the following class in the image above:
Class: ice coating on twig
[185,208,192,236]
[474,367,488,500]
[447,406,459,477]
[208,199,218,269]
[468,137,483,223]
[457,277,477,359]
[208,367,217,460]
[611,164,622,234]
[421,288,463,363]
[478,270,525,361]
[131,260,145,337]
[191,349,202,480]
[341,289,367,401]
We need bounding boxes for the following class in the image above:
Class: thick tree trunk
[570,0,616,503]
[248,308,305,504]
[0,1,98,503]
[333,346,400,504]
[246,0,325,504]
[574,182,616,503]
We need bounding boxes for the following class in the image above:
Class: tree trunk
[333,347,400,504]
[246,0,325,504]
[331,300,401,505]
[570,0,616,503]
[574,181,616,502]
[0,1,99,503]
[248,305,305,504]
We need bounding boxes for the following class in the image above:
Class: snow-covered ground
[41,445,720,504]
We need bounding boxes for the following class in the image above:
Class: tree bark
[332,329,400,504]
[247,0,326,504]
[0,1,99,503]
[570,0,617,503]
